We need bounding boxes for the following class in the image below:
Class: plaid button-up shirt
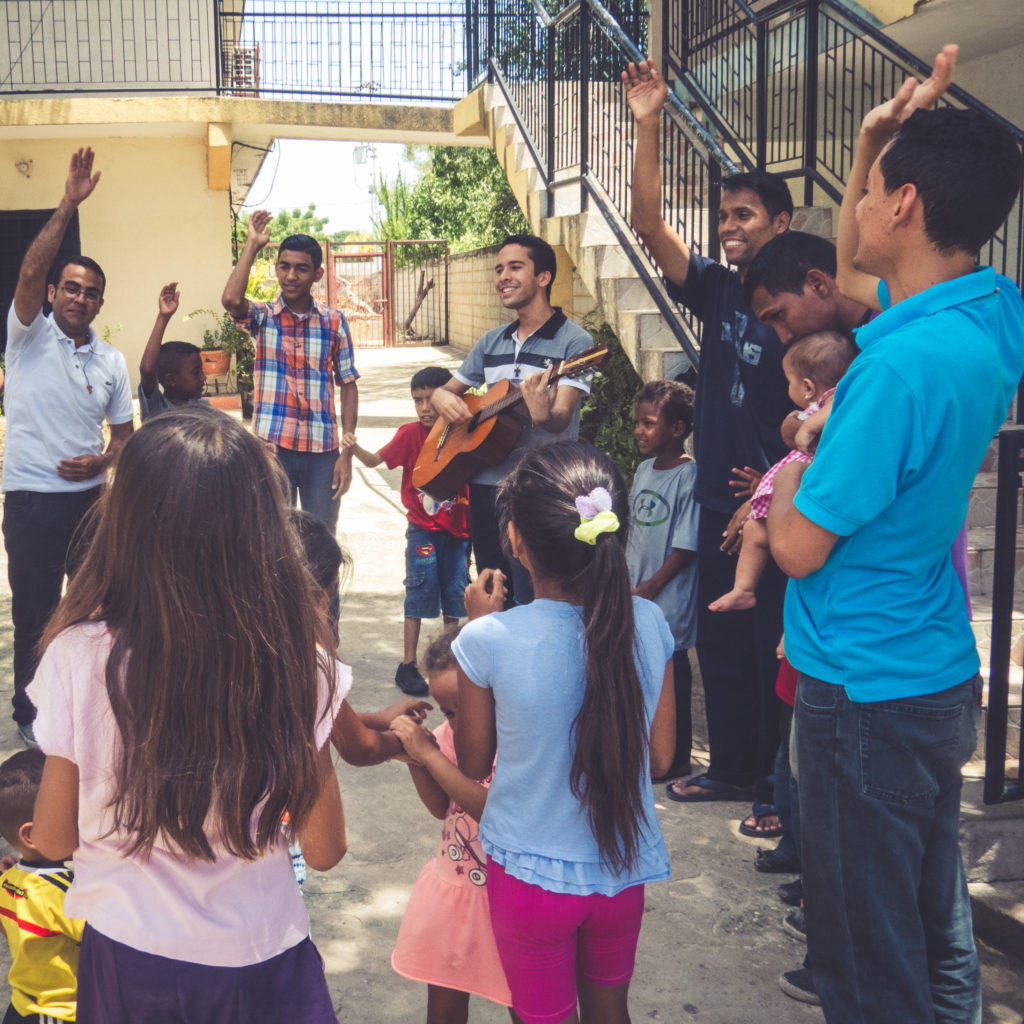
[237,296,358,452]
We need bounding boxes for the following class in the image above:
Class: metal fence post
[547,15,556,219]
[755,17,767,172]
[487,0,496,83]
[579,1,591,213]
[803,0,819,206]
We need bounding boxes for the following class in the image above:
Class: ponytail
[498,441,649,872]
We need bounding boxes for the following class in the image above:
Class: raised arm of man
[622,59,691,288]
[836,45,958,309]
[221,210,272,319]
[13,148,101,329]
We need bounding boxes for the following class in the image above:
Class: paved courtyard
[0,343,1020,1022]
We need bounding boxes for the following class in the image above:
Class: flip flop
[739,802,784,839]
[666,772,754,802]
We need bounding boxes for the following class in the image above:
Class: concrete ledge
[970,881,1024,959]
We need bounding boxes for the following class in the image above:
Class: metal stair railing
[476,0,747,365]
[666,0,1024,285]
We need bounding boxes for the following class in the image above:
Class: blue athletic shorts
[404,524,469,620]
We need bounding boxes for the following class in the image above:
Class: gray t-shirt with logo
[626,458,699,650]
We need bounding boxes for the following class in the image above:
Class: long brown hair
[43,407,332,862]
[498,441,647,873]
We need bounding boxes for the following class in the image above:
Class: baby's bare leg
[709,517,770,612]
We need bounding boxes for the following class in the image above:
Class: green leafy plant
[578,320,644,484]
[184,309,255,392]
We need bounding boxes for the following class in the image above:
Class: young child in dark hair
[453,440,676,1024]
[343,366,471,697]
[626,380,699,788]
[389,626,513,1022]
[137,282,208,420]
[710,330,855,613]
[0,749,84,1024]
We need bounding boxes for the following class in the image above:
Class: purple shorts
[486,858,644,1024]
[77,925,338,1024]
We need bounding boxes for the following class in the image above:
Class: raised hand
[65,147,101,207]
[861,44,958,144]
[246,209,274,249]
[621,59,669,127]
[158,282,180,318]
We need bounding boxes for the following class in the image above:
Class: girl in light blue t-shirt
[453,440,676,1024]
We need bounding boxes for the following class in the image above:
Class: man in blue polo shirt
[431,234,592,606]
[768,47,1024,1022]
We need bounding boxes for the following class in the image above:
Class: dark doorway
[0,210,81,355]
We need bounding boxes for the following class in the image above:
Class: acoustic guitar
[412,344,609,500]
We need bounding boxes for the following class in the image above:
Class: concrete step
[967,525,1024,598]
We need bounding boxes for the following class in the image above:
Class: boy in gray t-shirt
[626,380,698,783]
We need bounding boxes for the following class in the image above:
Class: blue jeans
[275,447,339,531]
[403,525,470,619]
[794,673,982,1024]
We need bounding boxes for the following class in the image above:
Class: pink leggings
[486,858,644,1024]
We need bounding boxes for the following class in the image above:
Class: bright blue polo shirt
[784,267,1024,702]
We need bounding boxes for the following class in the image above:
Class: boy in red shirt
[344,367,470,696]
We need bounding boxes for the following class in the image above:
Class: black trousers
[468,483,533,605]
[3,487,100,724]
[695,505,785,802]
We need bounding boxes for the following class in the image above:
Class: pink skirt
[392,857,512,1006]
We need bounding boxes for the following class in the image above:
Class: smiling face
[428,668,459,726]
[494,243,550,311]
[47,264,104,340]
[749,277,840,346]
[275,248,324,309]
[634,400,682,457]
[412,387,438,430]
[717,188,789,270]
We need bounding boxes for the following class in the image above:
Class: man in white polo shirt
[3,147,134,746]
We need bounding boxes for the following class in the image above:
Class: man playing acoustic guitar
[430,234,593,605]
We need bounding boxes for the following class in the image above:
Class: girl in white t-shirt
[28,406,347,1024]
[454,441,677,1024]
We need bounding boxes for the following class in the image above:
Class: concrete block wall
[446,246,514,353]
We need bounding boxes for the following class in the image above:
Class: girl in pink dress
[389,628,513,1024]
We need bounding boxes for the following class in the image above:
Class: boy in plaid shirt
[222,210,359,530]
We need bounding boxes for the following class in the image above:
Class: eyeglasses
[58,282,102,303]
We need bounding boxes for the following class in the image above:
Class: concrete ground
[0,342,1021,1022]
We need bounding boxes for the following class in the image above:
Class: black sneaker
[783,907,807,943]
[395,661,429,696]
[779,967,821,1005]
[778,879,802,906]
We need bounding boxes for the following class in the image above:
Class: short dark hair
[50,255,106,295]
[743,232,838,305]
[500,234,557,298]
[156,341,201,382]
[880,108,1023,256]
[289,508,345,594]
[0,749,45,847]
[411,366,453,392]
[277,234,323,270]
[783,330,856,392]
[722,171,794,221]
[423,624,464,675]
[636,380,695,440]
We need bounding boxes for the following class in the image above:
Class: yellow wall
[0,134,232,386]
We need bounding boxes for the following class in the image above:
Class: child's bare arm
[392,716,488,822]
[341,432,383,468]
[633,548,695,601]
[295,743,347,871]
[780,410,804,450]
[359,698,431,732]
[31,756,79,862]
[406,763,450,820]
[795,393,836,454]
[140,282,179,397]
[330,700,403,765]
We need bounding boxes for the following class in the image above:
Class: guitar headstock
[554,343,610,381]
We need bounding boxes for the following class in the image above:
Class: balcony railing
[665,0,1024,284]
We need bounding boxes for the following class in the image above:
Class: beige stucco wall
[0,134,232,385]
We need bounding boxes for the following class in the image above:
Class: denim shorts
[404,525,470,620]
